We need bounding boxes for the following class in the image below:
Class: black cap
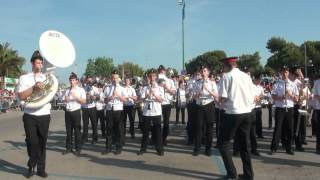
[148,68,157,75]
[69,72,78,80]
[158,65,166,71]
[112,70,119,75]
[281,65,289,71]
[30,50,43,62]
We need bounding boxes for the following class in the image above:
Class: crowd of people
[13,50,320,180]
[0,88,18,113]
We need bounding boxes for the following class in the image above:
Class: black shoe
[91,140,97,145]
[82,138,88,143]
[74,150,81,156]
[137,149,146,155]
[114,148,122,155]
[131,134,135,139]
[163,140,168,146]
[238,174,253,180]
[302,141,308,145]
[157,150,164,156]
[296,147,305,152]
[270,149,276,155]
[62,149,72,155]
[37,171,48,178]
[192,150,199,156]
[251,150,260,156]
[286,150,295,155]
[101,148,112,155]
[26,166,35,178]
[205,149,212,156]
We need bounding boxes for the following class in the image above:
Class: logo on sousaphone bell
[48,32,60,38]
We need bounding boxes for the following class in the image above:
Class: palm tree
[0,42,25,78]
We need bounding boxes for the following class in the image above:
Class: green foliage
[238,52,263,75]
[185,50,226,74]
[118,61,144,78]
[84,57,115,77]
[0,42,25,78]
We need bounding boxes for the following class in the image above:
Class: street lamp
[178,0,186,71]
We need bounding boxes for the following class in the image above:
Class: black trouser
[271,107,294,151]
[82,107,98,141]
[215,108,224,146]
[137,107,143,129]
[294,111,306,149]
[219,113,253,179]
[23,113,50,172]
[255,107,263,137]
[123,105,136,137]
[175,104,186,124]
[194,102,215,151]
[314,110,320,150]
[162,104,172,142]
[312,110,317,136]
[65,110,82,151]
[140,115,163,152]
[187,101,196,144]
[234,110,257,152]
[268,104,273,128]
[96,109,106,136]
[105,110,124,150]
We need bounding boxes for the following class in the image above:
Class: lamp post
[178,0,186,71]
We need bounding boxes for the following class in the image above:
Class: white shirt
[16,72,51,116]
[95,88,105,111]
[312,79,320,109]
[104,84,125,111]
[82,85,99,108]
[254,84,265,108]
[158,73,176,105]
[220,68,255,114]
[123,85,137,106]
[177,88,187,107]
[271,79,299,108]
[63,86,86,112]
[195,79,217,106]
[141,83,164,116]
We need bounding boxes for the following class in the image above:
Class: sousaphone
[24,30,76,109]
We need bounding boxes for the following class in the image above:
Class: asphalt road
[0,108,320,180]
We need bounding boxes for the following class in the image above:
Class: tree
[118,61,144,78]
[84,57,115,77]
[0,42,25,78]
[185,50,227,74]
[266,37,304,71]
[238,52,263,75]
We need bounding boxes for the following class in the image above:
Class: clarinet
[284,80,288,112]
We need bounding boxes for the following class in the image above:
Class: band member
[219,57,255,180]
[253,75,265,138]
[295,79,311,151]
[62,72,86,156]
[158,65,176,146]
[186,71,200,145]
[193,65,218,156]
[214,71,224,147]
[82,76,99,144]
[103,70,126,155]
[123,77,138,138]
[313,74,320,154]
[176,79,187,124]
[138,69,164,156]
[96,82,106,138]
[16,50,51,178]
[270,66,299,155]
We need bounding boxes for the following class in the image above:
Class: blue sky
[1,0,319,82]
